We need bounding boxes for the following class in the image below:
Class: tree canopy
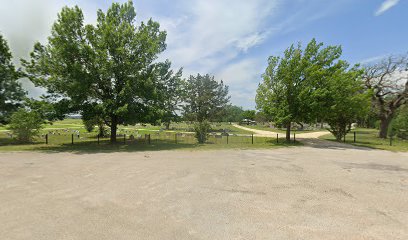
[256,39,345,140]
[0,34,26,124]
[256,39,371,141]
[22,0,175,142]
[183,74,230,122]
[363,55,408,138]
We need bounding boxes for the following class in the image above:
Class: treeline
[0,1,233,143]
[1,1,407,144]
[256,39,408,141]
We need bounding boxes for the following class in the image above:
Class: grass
[242,124,324,134]
[0,119,298,152]
[320,128,408,152]
[0,133,299,153]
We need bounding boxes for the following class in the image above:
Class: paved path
[1,148,407,240]
[233,124,329,139]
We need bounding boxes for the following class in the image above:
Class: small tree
[183,74,230,143]
[242,110,256,120]
[194,120,211,144]
[217,105,244,123]
[321,66,371,141]
[8,109,43,143]
[390,105,408,139]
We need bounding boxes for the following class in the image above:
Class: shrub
[83,118,96,132]
[8,109,43,143]
[194,121,211,144]
[390,106,408,139]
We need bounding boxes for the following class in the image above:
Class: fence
[36,132,274,145]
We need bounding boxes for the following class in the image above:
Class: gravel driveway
[1,144,407,239]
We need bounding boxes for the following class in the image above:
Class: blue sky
[0,0,406,109]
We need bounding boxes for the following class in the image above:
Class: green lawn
[320,128,408,152]
[44,120,250,134]
[0,133,299,152]
[0,119,294,152]
[243,124,323,134]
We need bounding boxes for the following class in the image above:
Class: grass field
[320,128,408,152]
[0,119,297,152]
[242,124,323,134]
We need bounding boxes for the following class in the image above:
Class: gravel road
[1,144,407,239]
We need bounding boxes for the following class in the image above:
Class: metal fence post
[276,134,279,143]
[227,134,229,144]
[97,134,100,145]
[175,133,177,144]
[293,133,296,143]
[71,134,74,145]
[353,132,356,143]
[252,134,254,144]
[148,134,151,144]
[124,134,126,144]
[45,134,48,145]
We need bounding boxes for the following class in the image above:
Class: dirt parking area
[1,145,408,239]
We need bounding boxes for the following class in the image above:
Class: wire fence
[47,132,272,145]
[0,130,279,146]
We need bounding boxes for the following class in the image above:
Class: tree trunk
[165,122,170,130]
[379,116,392,139]
[285,122,291,142]
[110,116,118,143]
[98,123,105,137]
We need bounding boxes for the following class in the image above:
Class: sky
[0,0,407,109]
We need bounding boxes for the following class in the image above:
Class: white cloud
[217,58,265,109]
[375,0,400,16]
[158,0,281,72]
[0,0,355,109]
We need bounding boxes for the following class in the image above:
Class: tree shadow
[301,138,375,151]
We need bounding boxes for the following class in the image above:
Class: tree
[363,55,408,138]
[215,105,244,122]
[153,61,183,130]
[194,120,211,144]
[0,34,26,123]
[8,109,43,143]
[22,1,170,143]
[183,74,230,122]
[390,105,408,139]
[242,110,256,120]
[183,74,230,143]
[256,39,344,141]
[321,66,370,141]
[254,111,269,124]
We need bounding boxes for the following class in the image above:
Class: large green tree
[22,1,172,142]
[153,60,183,130]
[0,34,26,123]
[363,55,408,138]
[256,39,344,141]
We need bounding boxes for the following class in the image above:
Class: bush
[8,109,43,143]
[194,121,211,144]
[83,118,96,132]
[390,106,408,139]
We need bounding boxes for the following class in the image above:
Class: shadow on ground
[299,138,375,151]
